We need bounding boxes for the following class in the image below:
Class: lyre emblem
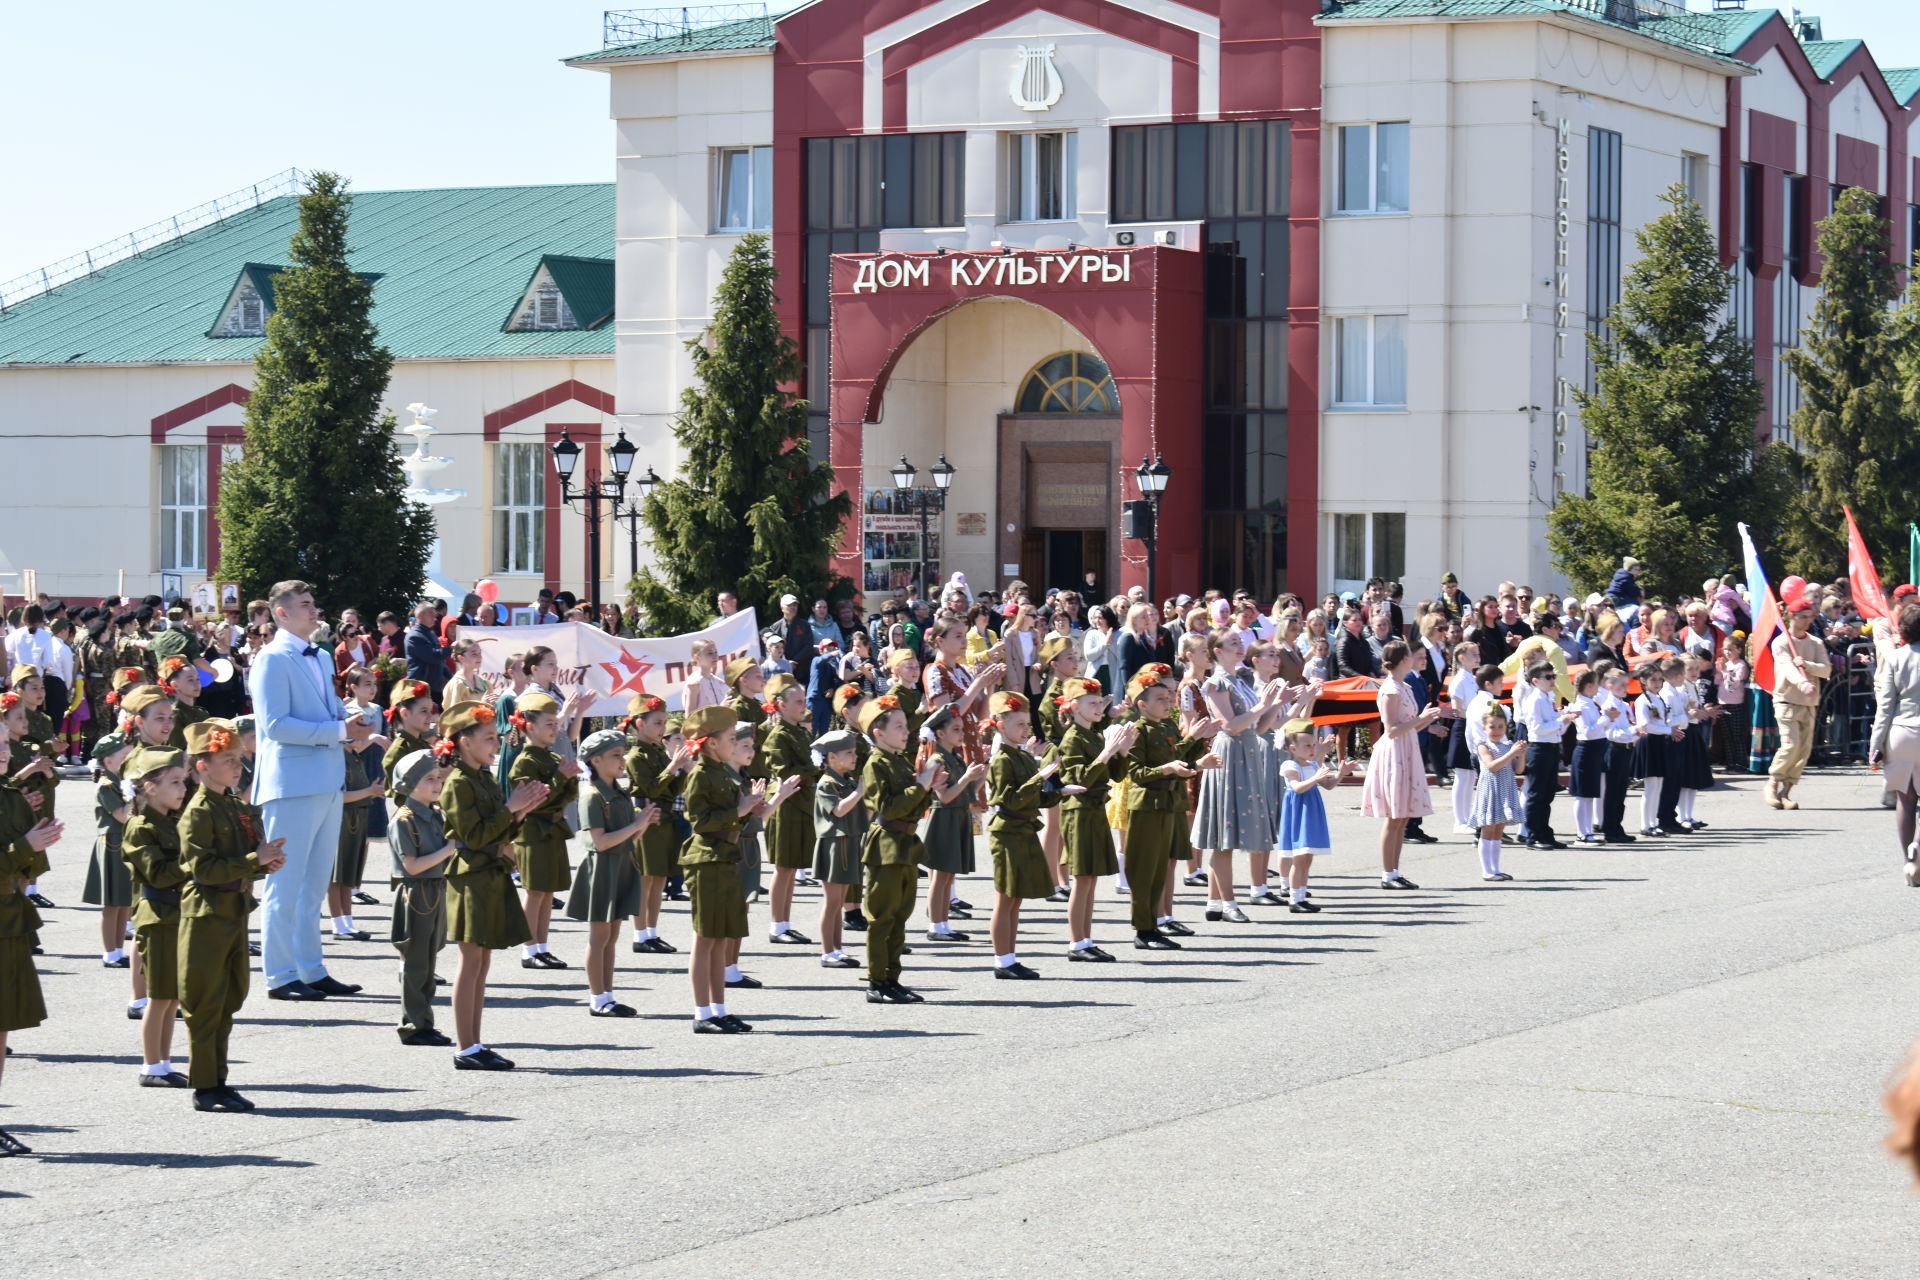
[1011,43,1063,112]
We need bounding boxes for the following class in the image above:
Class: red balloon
[476,579,499,603]
[1780,575,1806,600]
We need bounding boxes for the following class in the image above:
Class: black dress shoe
[1288,899,1321,912]
[1403,829,1440,844]
[867,983,919,1003]
[551,897,565,910]
[27,892,54,908]
[126,1003,146,1020]
[692,1017,727,1033]
[820,954,861,968]
[725,974,763,989]
[330,930,371,942]
[351,890,379,906]
[435,975,449,985]
[887,982,925,1003]
[453,1048,514,1071]
[247,941,261,956]
[103,955,130,969]
[267,980,327,1002]
[1380,876,1421,890]
[138,1071,192,1088]
[1134,931,1181,950]
[0,1127,31,1155]
[589,1002,638,1018]
[993,962,1041,979]
[664,888,688,901]
[945,906,973,919]
[899,944,913,954]
[1603,833,1637,844]
[1046,886,1070,902]
[1525,840,1564,850]
[843,911,869,931]
[949,898,974,912]
[716,1014,754,1033]
[1182,870,1208,886]
[399,1028,454,1046]
[1160,919,1195,937]
[768,929,812,945]
[1068,946,1115,962]
[306,975,363,996]
[192,1087,250,1111]
[925,929,970,942]
[643,936,677,954]
[536,952,570,969]
[631,940,647,953]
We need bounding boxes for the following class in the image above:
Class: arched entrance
[828,246,1204,598]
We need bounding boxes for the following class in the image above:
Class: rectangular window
[1005,131,1075,222]
[1332,315,1407,407]
[1332,512,1404,587]
[715,145,773,232]
[1774,174,1805,444]
[1587,128,1623,385]
[493,443,545,576]
[1682,152,1709,208]
[1334,122,1409,214]
[158,445,206,572]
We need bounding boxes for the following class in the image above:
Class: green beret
[390,749,444,800]
[580,729,628,762]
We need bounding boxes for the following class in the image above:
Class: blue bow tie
[301,645,318,658]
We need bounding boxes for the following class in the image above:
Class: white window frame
[158,444,207,573]
[1334,121,1409,215]
[1004,131,1077,223]
[714,145,774,232]
[1331,314,1408,409]
[1681,152,1709,209]
[1330,512,1406,595]
[493,442,545,576]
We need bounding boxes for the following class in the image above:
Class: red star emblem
[599,649,655,697]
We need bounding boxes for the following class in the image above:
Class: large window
[1332,513,1406,588]
[1016,352,1116,413]
[715,145,773,232]
[493,443,545,576]
[158,445,206,572]
[1731,164,1759,347]
[1773,174,1806,443]
[1587,128,1624,388]
[1335,122,1409,214]
[1332,315,1407,408]
[1682,152,1709,209]
[1005,131,1075,222]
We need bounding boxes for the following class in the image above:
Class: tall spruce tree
[216,172,433,612]
[629,233,852,634]
[1546,184,1780,601]
[1776,184,1917,579]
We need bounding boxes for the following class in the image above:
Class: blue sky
[4,0,1917,284]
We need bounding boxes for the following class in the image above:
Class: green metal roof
[1678,6,1778,55]
[1885,66,1920,105]
[0,182,614,366]
[1317,0,1754,66]
[567,15,776,63]
[1801,37,1863,79]
[507,254,615,332]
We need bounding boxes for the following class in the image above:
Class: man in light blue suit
[251,581,380,1001]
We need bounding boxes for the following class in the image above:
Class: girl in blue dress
[1275,722,1343,913]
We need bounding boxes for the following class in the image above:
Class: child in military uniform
[726,656,768,734]
[0,734,63,1155]
[724,723,768,985]
[1033,635,1082,902]
[178,719,286,1112]
[507,691,579,970]
[382,681,436,783]
[1053,678,1136,962]
[680,705,796,1033]
[831,682,873,934]
[388,749,456,1047]
[569,729,659,1018]
[84,739,137,969]
[328,669,388,942]
[982,692,1070,979]
[622,694,691,955]
[759,674,817,946]
[159,657,210,751]
[3,688,60,910]
[919,706,986,944]
[858,697,943,1004]
[810,729,866,969]
[121,746,191,1080]
[441,702,549,1070]
[1122,668,1220,950]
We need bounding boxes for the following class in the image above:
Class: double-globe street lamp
[1133,453,1172,606]
[549,428,653,617]
[890,453,956,603]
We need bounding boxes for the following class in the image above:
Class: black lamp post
[611,465,662,592]
[549,429,640,616]
[891,454,956,602]
[1134,453,1171,607]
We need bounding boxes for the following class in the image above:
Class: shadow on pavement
[32,1151,319,1168]
[251,1106,515,1122]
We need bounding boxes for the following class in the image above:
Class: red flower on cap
[431,737,458,765]
[0,692,19,712]
[206,727,234,755]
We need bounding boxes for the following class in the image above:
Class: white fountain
[400,402,468,605]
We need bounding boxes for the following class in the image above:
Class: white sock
[931,922,954,935]
[1116,874,1131,890]
[1679,789,1697,823]
[24,883,36,894]
[459,1044,483,1056]
[711,1002,728,1018]
[591,991,613,1009]
[1641,778,1662,829]
[724,964,743,982]
[521,943,539,958]
[1207,899,1223,912]
[995,952,1018,968]
[1384,868,1404,881]
[772,921,790,934]
[640,927,656,942]
[141,1060,172,1076]
[695,1006,713,1021]
[1478,838,1499,876]
[130,997,150,1011]
[1157,915,1176,926]
[1290,886,1306,903]
[103,950,119,963]
[1574,797,1594,838]
[1070,938,1093,951]
[632,927,645,942]
[1454,774,1476,826]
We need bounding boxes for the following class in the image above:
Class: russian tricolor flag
[1739,522,1781,691]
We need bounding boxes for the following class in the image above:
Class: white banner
[460,610,762,716]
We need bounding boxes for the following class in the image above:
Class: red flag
[1845,506,1890,620]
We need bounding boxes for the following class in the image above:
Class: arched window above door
[1016,351,1117,413]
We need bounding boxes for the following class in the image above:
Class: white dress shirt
[9,626,57,676]
[1600,690,1639,746]
[1635,690,1671,737]
[1573,694,1606,742]
[1518,683,1565,744]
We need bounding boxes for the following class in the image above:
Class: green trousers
[178,914,248,1089]
[1123,809,1191,933]
[863,862,918,986]
[391,881,447,1036]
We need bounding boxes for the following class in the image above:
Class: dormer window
[508,270,579,331]
[217,277,269,337]
[502,256,612,333]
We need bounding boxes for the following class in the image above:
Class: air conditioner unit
[1111,222,1202,251]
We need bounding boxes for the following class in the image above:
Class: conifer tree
[629,233,852,634]
[1776,184,1917,579]
[216,172,433,611]
[1546,184,1780,600]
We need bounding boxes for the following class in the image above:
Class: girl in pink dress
[1362,640,1445,890]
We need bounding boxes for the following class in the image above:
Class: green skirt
[1061,806,1119,878]
[446,864,533,950]
[687,862,747,939]
[135,918,181,1000]
[565,843,643,923]
[764,801,813,870]
[989,822,1053,899]
[83,836,133,907]
[812,835,863,886]
[333,805,372,887]
[738,834,763,900]
[922,805,976,875]
[0,935,47,1031]
[516,833,573,893]
[637,823,679,879]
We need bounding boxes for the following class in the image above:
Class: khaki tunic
[442,763,532,949]
[624,739,685,878]
[509,744,577,892]
[986,745,1058,899]
[760,718,819,870]
[0,785,46,1030]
